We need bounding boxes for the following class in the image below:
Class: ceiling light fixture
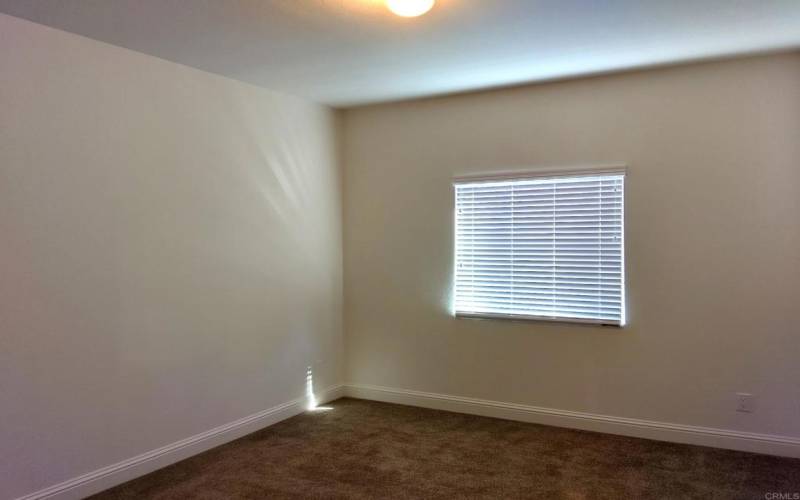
[386,0,435,18]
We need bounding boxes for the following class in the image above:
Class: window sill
[454,311,624,328]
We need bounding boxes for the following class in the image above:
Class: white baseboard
[16,385,345,500]
[344,383,800,458]
[16,382,799,500]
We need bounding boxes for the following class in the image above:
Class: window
[454,170,625,326]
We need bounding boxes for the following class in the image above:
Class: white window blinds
[454,172,625,326]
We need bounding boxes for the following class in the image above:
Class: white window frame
[452,166,627,327]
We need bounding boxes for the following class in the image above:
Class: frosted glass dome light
[386,0,435,17]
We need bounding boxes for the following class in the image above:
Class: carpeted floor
[92,398,800,499]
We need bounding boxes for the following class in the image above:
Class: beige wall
[0,14,342,499]
[343,53,800,438]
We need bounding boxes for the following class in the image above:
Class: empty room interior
[2,1,800,498]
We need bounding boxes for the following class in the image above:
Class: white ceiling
[2,0,799,107]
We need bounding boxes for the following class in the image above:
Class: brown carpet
[92,398,800,499]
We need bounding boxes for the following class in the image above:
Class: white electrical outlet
[736,393,756,413]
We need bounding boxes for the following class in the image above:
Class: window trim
[452,165,627,327]
[452,164,627,184]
